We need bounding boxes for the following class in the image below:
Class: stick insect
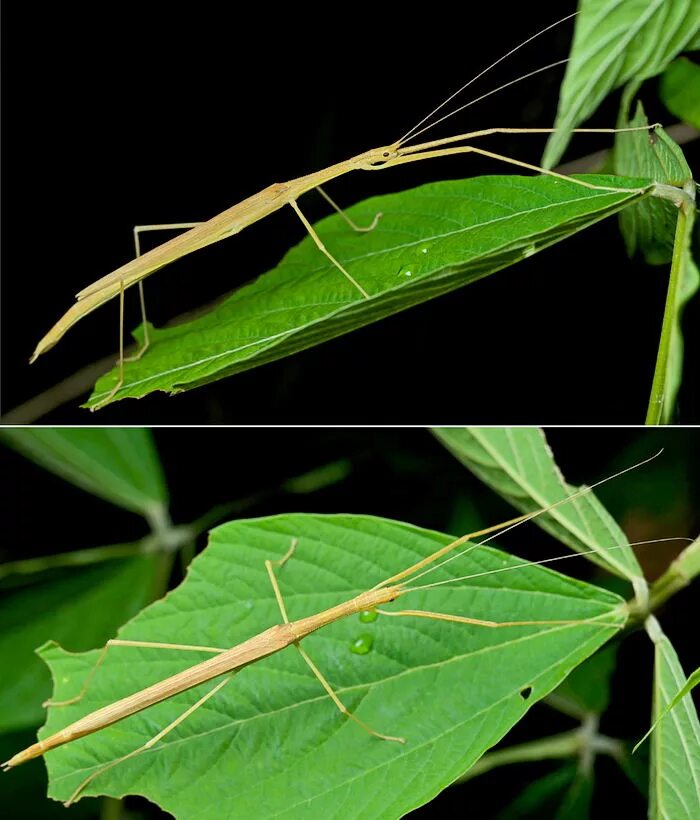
[3,454,676,807]
[29,12,657,409]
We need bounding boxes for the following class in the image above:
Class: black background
[3,3,698,424]
[1,427,699,818]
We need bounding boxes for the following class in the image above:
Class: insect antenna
[396,11,578,146]
[401,538,694,595]
[401,59,569,145]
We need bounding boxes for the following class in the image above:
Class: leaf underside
[39,515,624,818]
[543,0,700,167]
[0,429,167,514]
[86,174,651,408]
[431,427,642,581]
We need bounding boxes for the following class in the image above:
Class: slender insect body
[5,585,403,770]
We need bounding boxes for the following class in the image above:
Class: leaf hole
[520,685,533,701]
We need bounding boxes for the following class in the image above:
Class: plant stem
[0,541,145,580]
[645,181,697,424]
[626,536,700,623]
[453,726,624,785]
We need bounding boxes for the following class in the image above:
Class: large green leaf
[660,58,700,129]
[0,557,158,734]
[543,0,700,168]
[33,515,625,816]
[646,616,700,819]
[431,427,642,581]
[85,175,652,408]
[0,429,168,516]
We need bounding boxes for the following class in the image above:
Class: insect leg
[316,186,382,232]
[265,540,404,743]
[289,200,370,299]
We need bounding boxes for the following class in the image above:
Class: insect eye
[383,151,390,158]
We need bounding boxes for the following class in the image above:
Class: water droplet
[359,609,378,623]
[350,634,374,655]
[404,270,412,277]
[421,248,428,254]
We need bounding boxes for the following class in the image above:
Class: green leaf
[646,616,700,819]
[85,174,652,408]
[431,427,642,581]
[35,515,625,815]
[635,666,700,752]
[660,58,700,128]
[543,0,700,168]
[0,557,157,734]
[0,429,168,516]
[615,102,693,265]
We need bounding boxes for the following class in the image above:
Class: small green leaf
[645,616,700,819]
[0,557,157,734]
[660,58,700,128]
[431,427,642,581]
[543,0,700,168]
[85,175,652,408]
[36,515,625,816]
[615,102,692,264]
[0,429,168,516]
[634,665,700,752]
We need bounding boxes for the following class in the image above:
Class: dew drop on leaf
[350,634,374,655]
[359,609,378,623]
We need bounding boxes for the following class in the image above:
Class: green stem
[645,182,696,425]
[626,536,700,623]
[453,726,624,785]
[0,526,195,582]
[0,541,145,580]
